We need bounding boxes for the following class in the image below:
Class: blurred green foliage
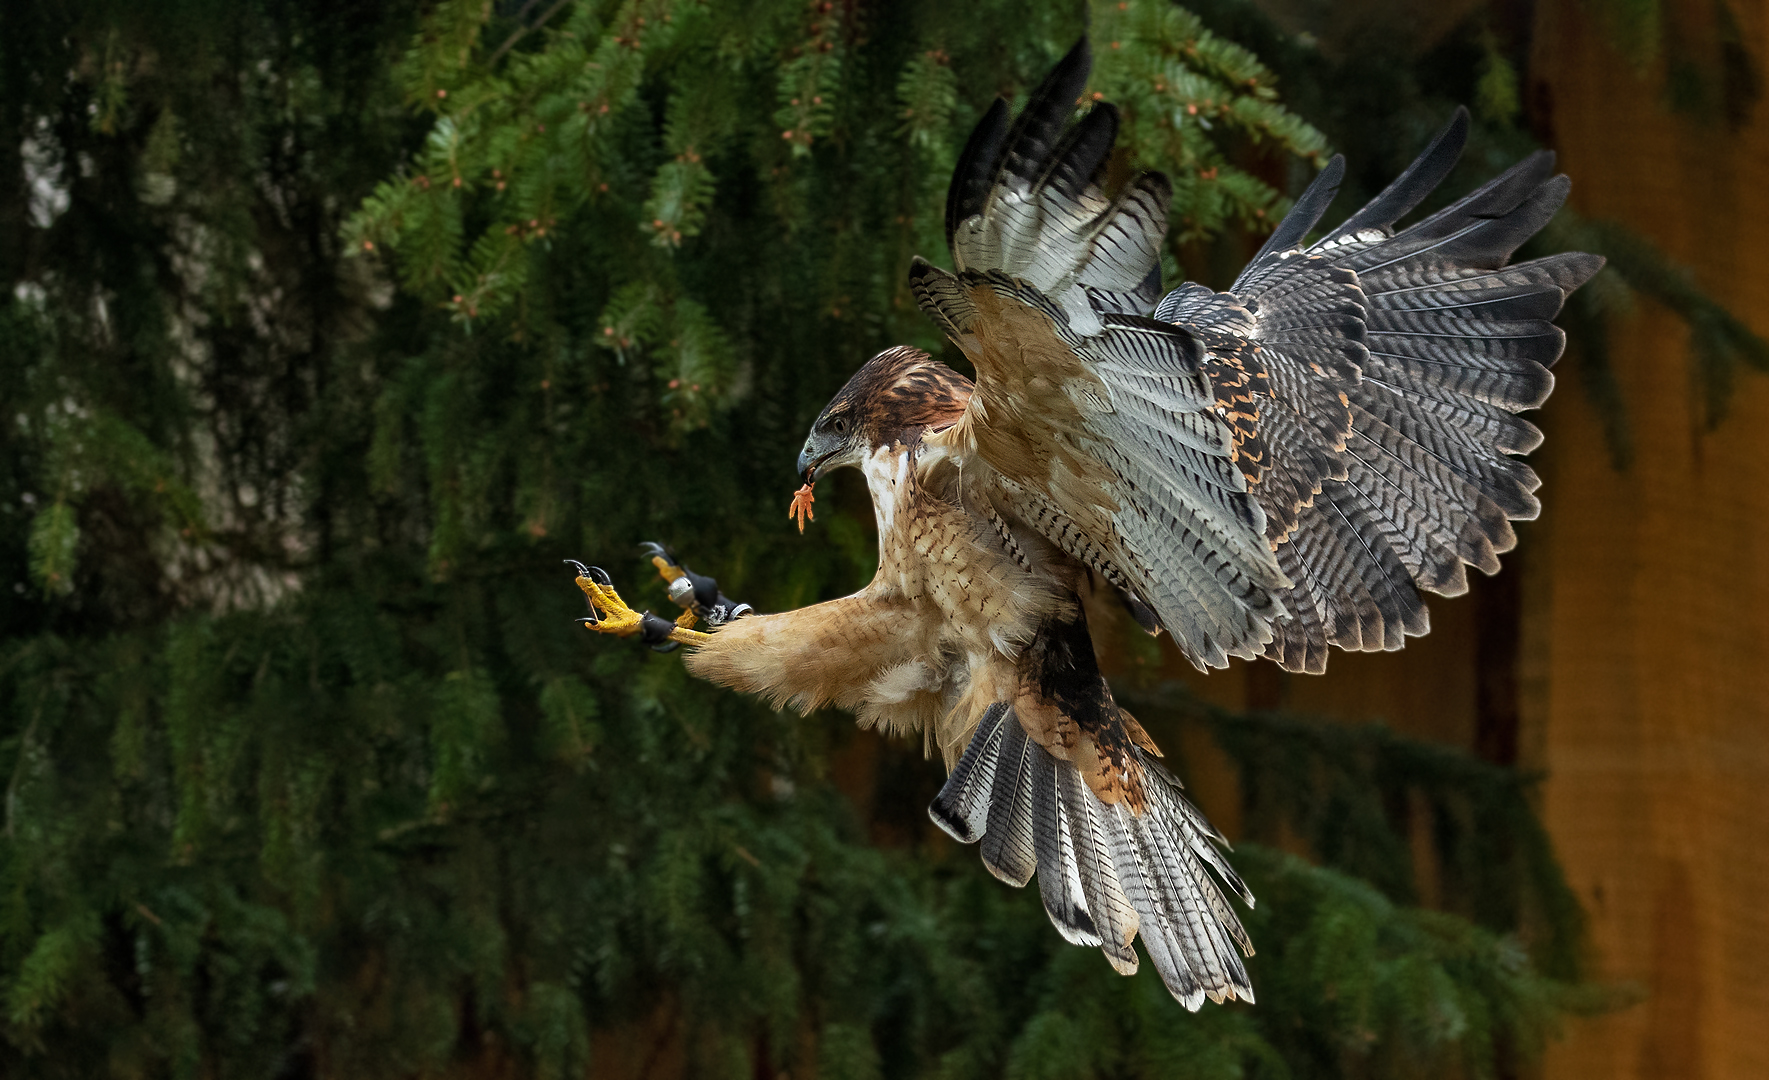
[3,0,1743,1076]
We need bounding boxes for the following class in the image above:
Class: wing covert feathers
[1159,106,1601,671]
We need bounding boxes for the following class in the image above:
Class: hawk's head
[796,346,973,482]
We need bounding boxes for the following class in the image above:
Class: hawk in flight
[573,39,1600,1008]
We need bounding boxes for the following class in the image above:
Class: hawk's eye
[832,417,848,436]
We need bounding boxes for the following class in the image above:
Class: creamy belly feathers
[855,442,1069,757]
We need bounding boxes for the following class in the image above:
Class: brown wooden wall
[1531,2,1769,1076]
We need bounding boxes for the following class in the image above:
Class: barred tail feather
[928,702,1010,843]
[976,708,1039,886]
[931,711,1255,1008]
[1118,798,1252,1008]
[1032,748,1103,947]
[1058,760,1141,972]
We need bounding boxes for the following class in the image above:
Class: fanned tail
[931,712,1253,1007]
[929,612,1254,1008]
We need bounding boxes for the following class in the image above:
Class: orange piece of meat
[788,483,815,533]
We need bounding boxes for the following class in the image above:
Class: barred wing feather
[913,37,1287,669]
[1160,108,1602,671]
[912,46,1598,674]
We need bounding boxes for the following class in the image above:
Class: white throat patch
[861,444,911,532]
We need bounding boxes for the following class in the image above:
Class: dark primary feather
[945,98,1010,253]
[1336,106,1469,236]
[1036,99,1118,206]
[962,38,1093,255]
[1249,152,1344,264]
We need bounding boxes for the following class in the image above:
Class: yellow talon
[573,571,714,647]
[574,574,645,636]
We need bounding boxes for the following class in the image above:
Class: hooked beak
[797,432,852,484]
[796,444,830,485]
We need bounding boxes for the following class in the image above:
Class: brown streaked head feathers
[820,346,973,446]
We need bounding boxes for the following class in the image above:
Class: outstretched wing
[1155,109,1604,671]
[913,38,1288,670]
[911,44,1600,677]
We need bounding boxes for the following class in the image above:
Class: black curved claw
[568,561,615,624]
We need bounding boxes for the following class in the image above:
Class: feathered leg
[571,553,940,723]
[681,592,939,720]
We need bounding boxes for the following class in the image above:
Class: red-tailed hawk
[573,39,1601,1008]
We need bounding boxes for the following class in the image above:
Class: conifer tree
[0,1,1747,1077]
